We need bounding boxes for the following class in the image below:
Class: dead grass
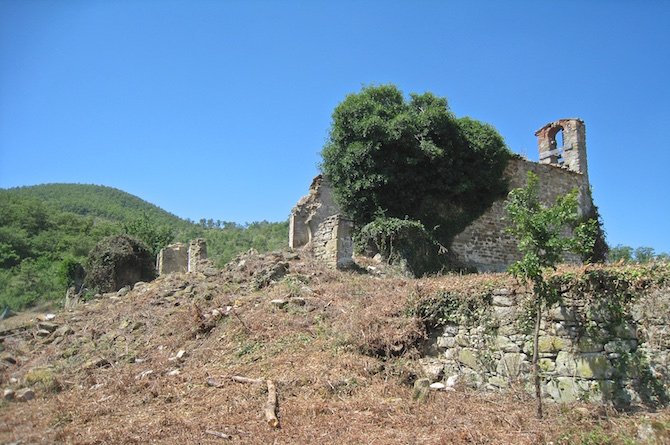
[1,252,668,444]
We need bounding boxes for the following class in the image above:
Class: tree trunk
[533,298,543,419]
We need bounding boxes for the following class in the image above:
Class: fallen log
[265,379,279,428]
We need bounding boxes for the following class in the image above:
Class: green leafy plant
[505,171,596,418]
[321,84,511,250]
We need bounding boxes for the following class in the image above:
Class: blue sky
[1,1,669,253]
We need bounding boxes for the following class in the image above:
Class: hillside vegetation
[2,256,669,444]
[0,184,287,310]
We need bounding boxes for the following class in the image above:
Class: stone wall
[157,243,188,275]
[289,175,340,249]
[157,239,208,275]
[288,118,593,272]
[311,214,354,269]
[188,239,207,273]
[421,284,670,406]
[449,157,591,272]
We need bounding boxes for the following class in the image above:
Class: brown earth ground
[1,251,669,444]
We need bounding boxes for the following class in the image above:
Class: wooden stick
[231,375,264,385]
[264,379,279,428]
[205,429,232,440]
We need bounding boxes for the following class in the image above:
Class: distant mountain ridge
[2,183,191,229]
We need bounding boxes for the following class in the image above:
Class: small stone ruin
[289,176,354,269]
[157,239,208,275]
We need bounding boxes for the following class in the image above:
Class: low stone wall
[312,215,354,269]
[421,280,670,407]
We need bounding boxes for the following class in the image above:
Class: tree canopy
[321,84,511,245]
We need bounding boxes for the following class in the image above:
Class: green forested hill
[0,184,287,310]
[5,184,191,229]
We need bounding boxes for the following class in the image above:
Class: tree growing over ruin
[505,172,597,418]
[320,84,511,250]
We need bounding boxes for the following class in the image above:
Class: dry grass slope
[1,251,669,444]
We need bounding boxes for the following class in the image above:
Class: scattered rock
[169,350,186,362]
[35,329,52,338]
[429,382,446,391]
[136,370,154,379]
[54,325,74,337]
[289,297,306,306]
[24,367,61,392]
[37,321,59,333]
[1,354,17,365]
[83,357,111,370]
[167,369,180,377]
[117,286,131,297]
[16,388,35,402]
[446,374,459,388]
[3,388,15,400]
[270,299,288,309]
[412,378,431,401]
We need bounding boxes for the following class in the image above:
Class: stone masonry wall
[157,239,208,275]
[157,243,188,275]
[421,285,670,406]
[449,158,591,272]
[311,214,354,269]
[289,175,340,249]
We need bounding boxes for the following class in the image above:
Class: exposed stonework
[536,118,588,177]
[311,214,354,269]
[157,239,208,275]
[450,157,591,272]
[157,243,188,275]
[289,118,594,272]
[422,284,670,406]
[289,175,339,249]
[188,238,208,273]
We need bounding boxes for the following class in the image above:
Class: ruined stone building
[289,118,593,272]
[156,239,208,275]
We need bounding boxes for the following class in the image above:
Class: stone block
[546,377,579,403]
[538,336,570,353]
[574,353,613,379]
[577,336,604,353]
[496,352,528,377]
[457,348,480,371]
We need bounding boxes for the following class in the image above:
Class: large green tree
[321,84,511,245]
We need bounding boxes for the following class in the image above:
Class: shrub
[84,235,155,293]
[356,217,452,276]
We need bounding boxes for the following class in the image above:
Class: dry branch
[231,375,264,385]
[205,429,232,440]
[265,379,279,428]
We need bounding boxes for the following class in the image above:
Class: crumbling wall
[289,119,593,272]
[421,283,670,406]
[311,214,354,269]
[188,238,207,273]
[157,239,208,275]
[289,175,340,249]
[157,243,188,275]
